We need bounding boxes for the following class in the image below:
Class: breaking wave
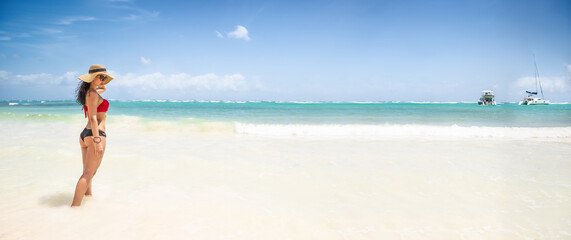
[234,123,571,139]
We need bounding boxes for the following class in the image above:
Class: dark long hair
[75,81,91,106]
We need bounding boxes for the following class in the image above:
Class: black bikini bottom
[80,128,106,142]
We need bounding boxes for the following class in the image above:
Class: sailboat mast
[533,55,545,99]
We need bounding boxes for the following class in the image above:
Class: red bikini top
[83,99,109,118]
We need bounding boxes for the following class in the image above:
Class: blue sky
[1,0,570,102]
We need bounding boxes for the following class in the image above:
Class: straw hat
[78,64,114,85]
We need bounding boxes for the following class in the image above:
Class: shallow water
[2,100,571,127]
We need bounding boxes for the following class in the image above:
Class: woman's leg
[72,136,106,207]
[80,138,91,196]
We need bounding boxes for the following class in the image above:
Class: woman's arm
[86,90,104,157]
[96,85,106,94]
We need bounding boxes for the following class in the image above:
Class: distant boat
[519,56,550,105]
[478,90,496,106]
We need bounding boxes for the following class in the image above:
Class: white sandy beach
[1,118,570,239]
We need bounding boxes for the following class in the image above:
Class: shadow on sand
[39,192,73,207]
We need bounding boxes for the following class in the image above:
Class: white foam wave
[347,101,388,104]
[407,101,460,104]
[235,123,571,139]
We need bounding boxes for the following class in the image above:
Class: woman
[72,64,114,207]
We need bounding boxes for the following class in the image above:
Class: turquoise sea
[1,100,570,127]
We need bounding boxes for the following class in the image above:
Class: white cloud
[123,14,138,20]
[58,16,96,25]
[140,56,152,64]
[113,72,257,91]
[39,28,62,35]
[0,70,262,92]
[149,11,160,18]
[0,31,11,40]
[0,71,79,85]
[0,70,10,79]
[515,76,570,92]
[227,25,250,40]
[0,30,31,41]
[216,31,223,38]
[120,11,159,22]
[15,73,54,83]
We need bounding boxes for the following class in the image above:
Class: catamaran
[519,56,550,105]
[519,91,550,105]
[478,90,496,106]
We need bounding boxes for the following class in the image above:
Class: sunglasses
[99,75,108,81]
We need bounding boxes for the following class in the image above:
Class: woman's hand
[96,85,107,94]
[95,141,104,157]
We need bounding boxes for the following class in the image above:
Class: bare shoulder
[86,90,100,103]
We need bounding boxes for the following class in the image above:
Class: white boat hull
[478,101,496,106]
[518,97,550,105]
[519,100,550,105]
